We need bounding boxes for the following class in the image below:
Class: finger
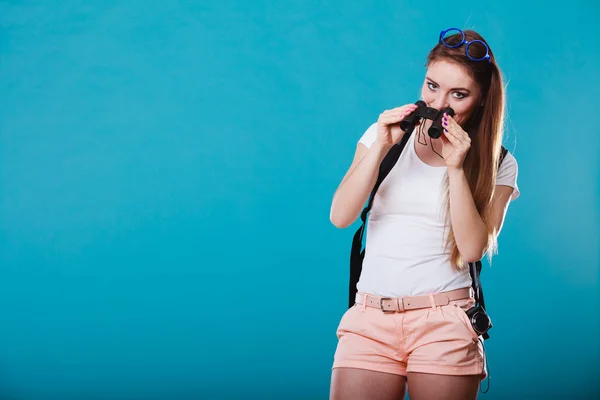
[443,114,466,138]
[439,132,450,145]
[380,108,416,123]
[393,104,419,116]
[441,115,457,138]
[379,115,407,125]
[442,113,456,133]
[443,114,469,142]
[396,107,416,117]
[442,127,462,147]
[443,124,461,142]
[399,103,419,111]
[443,113,454,122]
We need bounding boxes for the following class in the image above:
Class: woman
[329,28,520,400]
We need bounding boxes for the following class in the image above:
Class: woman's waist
[357,253,471,298]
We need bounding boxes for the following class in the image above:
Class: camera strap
[469,260,486,309]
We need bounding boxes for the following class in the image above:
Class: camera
[399,100,454,139]
[466,305,493,339]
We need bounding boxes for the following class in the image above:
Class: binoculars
[399,100,455,139]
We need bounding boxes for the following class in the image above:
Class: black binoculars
[399,100,455,139]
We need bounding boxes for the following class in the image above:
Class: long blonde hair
[427,30,506,271]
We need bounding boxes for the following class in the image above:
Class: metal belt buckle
[380,297,395,313]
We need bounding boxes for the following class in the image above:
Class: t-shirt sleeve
[496,151,520,201]
[358,122,378,148]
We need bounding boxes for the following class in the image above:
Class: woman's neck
[413,120,447,167]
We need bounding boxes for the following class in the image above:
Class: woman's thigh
[330,367,407,400]
[407,372,480,400]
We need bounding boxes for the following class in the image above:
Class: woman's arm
[447,166,514,261]
[330,142,391,228]
[330,104,421,228]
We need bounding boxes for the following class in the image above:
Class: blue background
[1,1,598,399]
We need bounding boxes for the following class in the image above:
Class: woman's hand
[375,103,419,149]
[440,113,471,169]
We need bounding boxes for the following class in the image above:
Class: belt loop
[429,293,437,309]
[362,294,368,311]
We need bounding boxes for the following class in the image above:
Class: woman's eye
[452,92,467,99]
[427,82,437,91]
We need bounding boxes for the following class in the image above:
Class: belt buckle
[379,297,395,313]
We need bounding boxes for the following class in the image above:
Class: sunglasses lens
[441,29,464,47]
[466,40,489,61]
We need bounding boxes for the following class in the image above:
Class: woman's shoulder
[357,122,378,148]
[499,148,518,172]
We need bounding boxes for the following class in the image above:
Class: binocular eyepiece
[399,100,455,139]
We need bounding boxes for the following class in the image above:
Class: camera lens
[473,313,490,332]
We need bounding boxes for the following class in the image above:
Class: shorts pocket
[447,298,480,340]
[335,304,361,338]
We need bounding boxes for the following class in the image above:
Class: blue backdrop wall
[1,1,598,399]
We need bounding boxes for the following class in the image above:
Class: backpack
[348,127,508,336]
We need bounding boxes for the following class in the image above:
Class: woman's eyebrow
[426,77,471,93]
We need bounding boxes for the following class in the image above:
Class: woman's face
[420,59,481,127]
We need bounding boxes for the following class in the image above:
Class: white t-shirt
[356,122,520,298]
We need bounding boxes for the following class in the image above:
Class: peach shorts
[332,291,487,379]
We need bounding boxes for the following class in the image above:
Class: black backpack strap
[500,146,508,165]
[348,129,414,308]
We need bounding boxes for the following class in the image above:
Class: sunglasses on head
[439,28,491,63]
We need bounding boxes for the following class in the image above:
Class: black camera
[399,100,454,139]
[466,305,492,339]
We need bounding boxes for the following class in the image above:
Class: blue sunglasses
[439,28,491,63]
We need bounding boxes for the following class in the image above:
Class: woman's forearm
[447,166,488,262]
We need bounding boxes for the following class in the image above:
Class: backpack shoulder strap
[499,146,508,166]
[348,129,414,308]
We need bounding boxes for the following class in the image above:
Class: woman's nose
[431,98,450,111]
